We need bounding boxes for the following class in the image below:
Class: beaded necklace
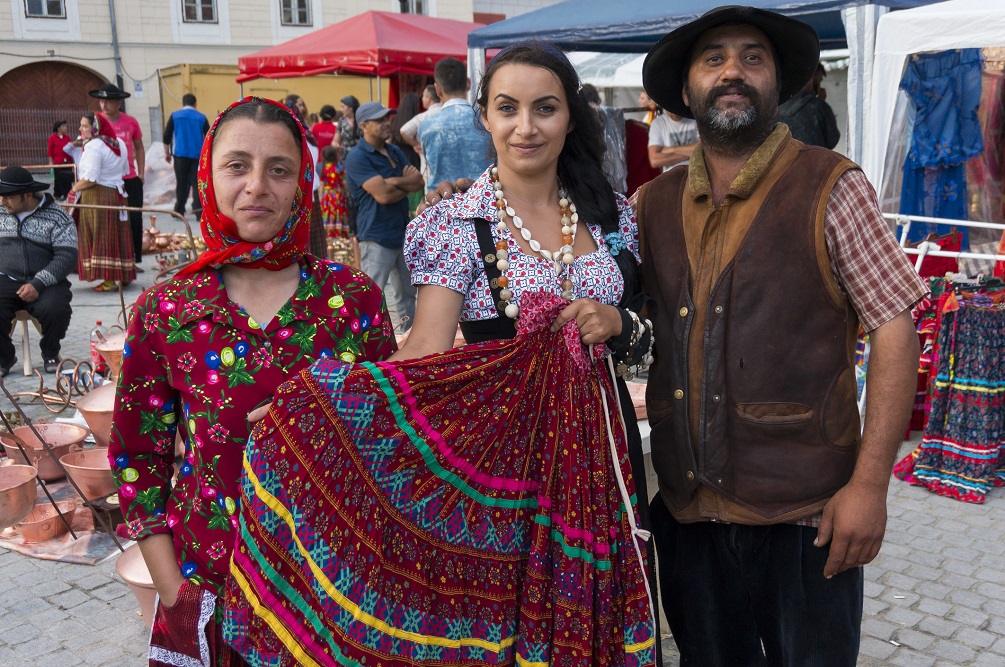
[489,166,577,319]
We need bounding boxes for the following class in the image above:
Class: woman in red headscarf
[108,97,396,667]
[70,112,134,291]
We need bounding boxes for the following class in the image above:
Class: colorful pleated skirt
[895,296,1005,502]
[222,292,656,666]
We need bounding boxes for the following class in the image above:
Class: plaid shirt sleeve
[825,169,930,332]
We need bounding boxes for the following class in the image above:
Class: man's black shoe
[43,357,60,374]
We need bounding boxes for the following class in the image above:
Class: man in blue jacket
[163,94,209,220]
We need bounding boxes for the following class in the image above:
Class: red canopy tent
[236,11,483,106]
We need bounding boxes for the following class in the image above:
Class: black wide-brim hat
[643,6,819,119]
[0,166,49,196]
[89,82,131,100]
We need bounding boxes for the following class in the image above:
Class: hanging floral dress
[900,48,984,248]
[319,160,350,242]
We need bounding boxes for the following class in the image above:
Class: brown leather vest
[640,146,861,519]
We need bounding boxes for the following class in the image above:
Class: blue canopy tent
[467,0,945,165]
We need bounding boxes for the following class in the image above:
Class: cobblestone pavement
[2,214,1004,665]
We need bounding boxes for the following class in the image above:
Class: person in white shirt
[648,111,699,172]
[400,85,442,185]
[70,112,134,291]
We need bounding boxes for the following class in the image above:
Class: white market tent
[863,0,1005,189]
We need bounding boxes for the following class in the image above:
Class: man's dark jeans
[123,176,144,263]
[650,493,863,667]
[173,156,201,220]
[0,278,72,366]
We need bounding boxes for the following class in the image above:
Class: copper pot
[95,333,127,382]
[59,448,116,501]
[115,543,157,629]
[17,500,77,543]
[0,463,38,530]
[1,423,89,481]
[76,383,116,448]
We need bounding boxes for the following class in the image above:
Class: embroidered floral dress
[320,161,350,241]
[109,256,396,601]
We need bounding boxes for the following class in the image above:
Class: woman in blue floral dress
[108,97,396,667]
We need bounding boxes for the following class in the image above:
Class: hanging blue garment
[900,48,984,248]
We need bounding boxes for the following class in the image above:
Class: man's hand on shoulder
[415,178,475,216]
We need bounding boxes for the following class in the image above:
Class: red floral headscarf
[177,97,314,275]
[90,113,121,156]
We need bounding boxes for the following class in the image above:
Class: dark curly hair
[475,41,639,308]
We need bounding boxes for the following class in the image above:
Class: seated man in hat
[635,6,927,665]
[0,166,78,377]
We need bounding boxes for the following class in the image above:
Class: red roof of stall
[237,11,483,83]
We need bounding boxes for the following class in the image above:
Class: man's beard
[686,81,778,153]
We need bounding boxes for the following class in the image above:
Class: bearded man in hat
[0,167,78,377]
[90,82,145,271]
[636,7,927,664]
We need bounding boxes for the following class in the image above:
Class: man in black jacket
[0,167,78,376]
[774,63,841,149]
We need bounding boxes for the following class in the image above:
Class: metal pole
[107,0,125,95]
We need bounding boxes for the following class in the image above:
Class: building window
[182,0,217,23]
[24,0,65,18]
[398,0,426,14]
[280,0,311,26]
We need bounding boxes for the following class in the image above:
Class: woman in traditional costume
[108,97,395,667]
[224,44,657,667]
[71,112,134,291]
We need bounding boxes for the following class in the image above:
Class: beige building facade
[0,0,481,164]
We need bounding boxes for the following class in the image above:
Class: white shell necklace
[489,166,578,319]
[490,166,578,276]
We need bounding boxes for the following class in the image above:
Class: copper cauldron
[95,332,127,383]
[1,423,89,481]
[116,543,157,629]
[60,448,116,501]
[17,500,77,543]
[76,383,116,448]
[0,463,38,530]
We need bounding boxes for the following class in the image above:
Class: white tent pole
[468,46,486,105]
[842,4,887,169]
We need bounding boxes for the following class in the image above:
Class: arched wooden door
[0,61,107,166]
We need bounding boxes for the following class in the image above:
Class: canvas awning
[237,11,483,83]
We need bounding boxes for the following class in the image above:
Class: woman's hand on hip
[551,299,623,346]
[158,570,189,608]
